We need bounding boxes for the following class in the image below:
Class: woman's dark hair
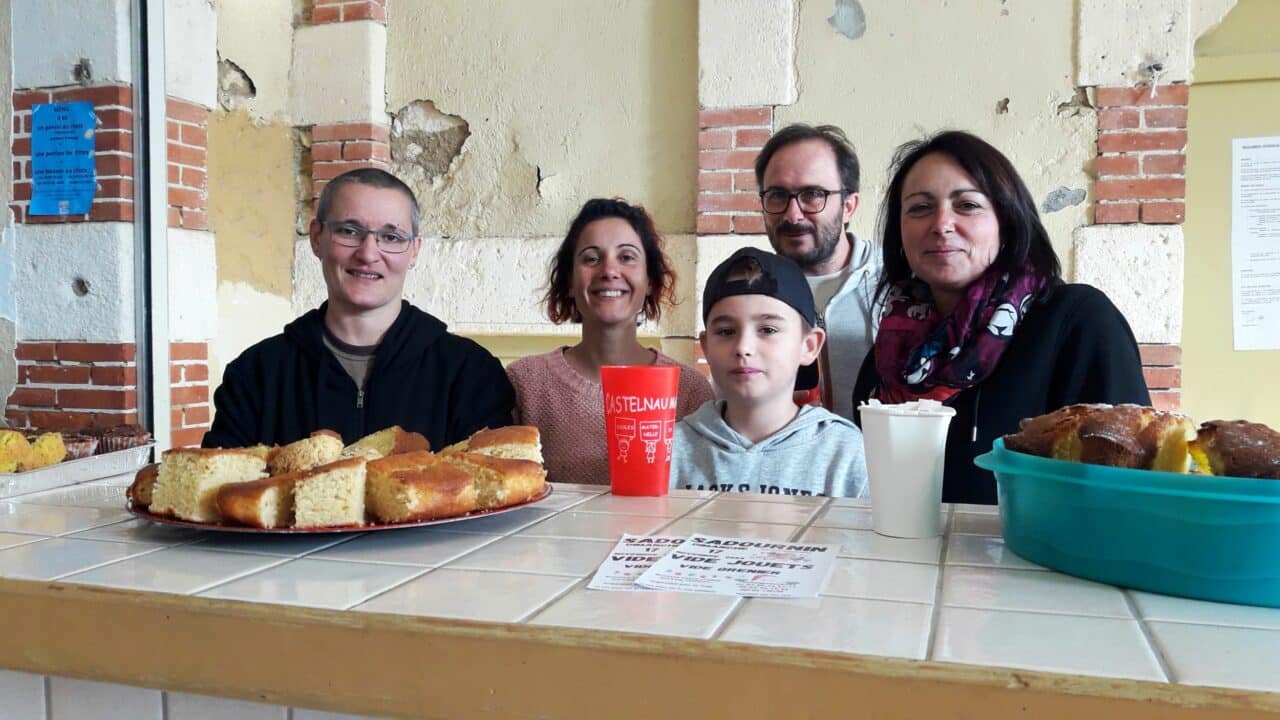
[545,198,677,324]
[875,130,1062,303]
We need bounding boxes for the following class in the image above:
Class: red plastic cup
[600,365,680,496]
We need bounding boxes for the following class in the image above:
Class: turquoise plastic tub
[974,439,1280,608]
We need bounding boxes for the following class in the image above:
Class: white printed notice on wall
[1232,137,1280,351]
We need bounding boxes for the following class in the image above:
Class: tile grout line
[46,542,170,582]
[517,576,592,624]
[341,565,436,611]
[924,505,955,662]
[1123,588,1178,683]
[707,496,834,641]
[185,555,297,596]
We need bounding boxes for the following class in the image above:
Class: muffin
[61,432,100,460]
[89,424,153,453]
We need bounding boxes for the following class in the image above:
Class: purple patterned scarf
[875,266,1047,404]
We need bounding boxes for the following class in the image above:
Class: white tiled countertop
[2,475,1279,718]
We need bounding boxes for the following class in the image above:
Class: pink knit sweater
[507,348,715,485]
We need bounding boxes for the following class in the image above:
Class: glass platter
[126,483,552,534]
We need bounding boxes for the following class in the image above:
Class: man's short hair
[315,167,421,236]
[754,123,861,195]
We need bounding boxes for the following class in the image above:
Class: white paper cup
[859,399,956,538]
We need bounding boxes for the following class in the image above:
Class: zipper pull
[356,388,364,409]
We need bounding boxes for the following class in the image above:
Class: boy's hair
[702,247,819,389]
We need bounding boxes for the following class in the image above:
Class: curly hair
[544,198,678,324]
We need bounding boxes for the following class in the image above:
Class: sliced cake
[437,452,546,509]
[366,451,477,523]
[149,448,267,522]
[450,426,543,464]
[268,430,344,475]
[343,426,430,460]
[217,474,299,529]
[293,456,367,528]
[127,464,160,507]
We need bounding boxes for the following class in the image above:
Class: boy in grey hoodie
[671,248,868,497]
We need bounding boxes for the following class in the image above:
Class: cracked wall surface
[209,1,299,390]
[391,100,470,188]
[779,0,1093,278]
[385,0,698,238]
[212,0,294,122]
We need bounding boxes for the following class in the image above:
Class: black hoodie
[852,283,1151,505]
[203,301,514,450]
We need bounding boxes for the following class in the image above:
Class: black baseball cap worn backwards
[702,247,817,326]
[701,247,819,391]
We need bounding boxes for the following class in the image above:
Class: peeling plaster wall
[778,1,1093,279]
[384,1,698,239]
[1190,0,1239,56]
[208,112,297,297]
[1182,0,1280,428]
[212,0,293,121]
[208,2,298,392]
[206,111,298,390]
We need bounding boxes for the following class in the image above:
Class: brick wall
[696,106,772,235]
[5,341,211,446]
[5,343,139,431]
[312,0,386,24]
[169,342,210,448]
[8,85,215,442]
[1094,84,1188,225]
[167,98,210,230]
[11,84,135,224]
[1141,344,1182,412]
[310,122,391,199]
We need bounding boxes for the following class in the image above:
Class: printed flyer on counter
[590,534,840,598]
[587,535,687,592]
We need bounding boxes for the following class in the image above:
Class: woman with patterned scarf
[851,131,1150,504]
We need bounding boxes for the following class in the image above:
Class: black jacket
[852,284,1151,505]
[203,301,514,450]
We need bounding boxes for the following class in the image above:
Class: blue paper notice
[30,101,97,216]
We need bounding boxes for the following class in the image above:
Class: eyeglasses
[322,221,415,253]
[759,188,847,215]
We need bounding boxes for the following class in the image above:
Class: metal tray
[1,444,154,500]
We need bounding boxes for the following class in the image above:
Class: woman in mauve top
[507,198,714,485]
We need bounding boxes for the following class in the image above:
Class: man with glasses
[754,123,881,420]
[203,168,514,449]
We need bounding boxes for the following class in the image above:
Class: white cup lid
[859,398,957,418]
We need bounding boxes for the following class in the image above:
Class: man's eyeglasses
[322,221,415,253]
[759,188,847,215]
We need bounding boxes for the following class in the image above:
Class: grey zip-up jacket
[816,232,881,421]
[670,401,868,498]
